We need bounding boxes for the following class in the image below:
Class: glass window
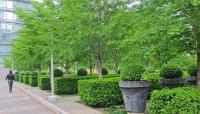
[0,34,5,42]
[6,12,14,20]
[0,23,7,32]
[0,1,6,8]
[7,1,14,9]
[14,24,22,31]
[0,45,10,54]
[5,34,17,42]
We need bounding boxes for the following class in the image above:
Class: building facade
[0,0,31,66]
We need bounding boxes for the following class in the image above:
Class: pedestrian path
[0,80,55,114]
[16,82,103,114]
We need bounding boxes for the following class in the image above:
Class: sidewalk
[0,80,55,114]
[15,82,103,114]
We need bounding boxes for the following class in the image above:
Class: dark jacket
[6,74,15,80]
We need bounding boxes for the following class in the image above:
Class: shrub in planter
[77,68,88,76]
[119,64,150,113]
[160,64,183,79]
[160,64,185,88]
[29,76,38,87]
[186,64,197,85]
[23,75,29,85]
[54,76,96,95]
[38,77,51,90]
[102,68,109,75]
[149,87,200,114]
[54,69,63,77]
[78,77,123,107]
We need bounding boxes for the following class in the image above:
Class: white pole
[50,46,54,96]
[48,34,57,102]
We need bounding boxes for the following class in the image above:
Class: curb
[15,84,69,114]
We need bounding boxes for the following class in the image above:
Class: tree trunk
[97,57,103,79]
[66,61,70,77]
[114,52,119,75]
[90,66,93,75]
[73,63,76,75]
[193,25,200,87]
[96,38,103,79]
[197,52,200,87]
[49,63,51,78]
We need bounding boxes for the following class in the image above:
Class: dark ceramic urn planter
[186,76,197,85]
[159,78,185,89]
[119,81,150,113]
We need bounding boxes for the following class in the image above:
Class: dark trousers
[8,80,13,93]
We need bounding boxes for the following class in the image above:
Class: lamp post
[48,33,57,103]
[48,0,60,103]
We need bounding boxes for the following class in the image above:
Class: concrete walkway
[16,82,103,114]
[0,80,55,114]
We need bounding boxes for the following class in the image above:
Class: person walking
[6,70,15,93]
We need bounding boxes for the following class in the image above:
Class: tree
[120,0,200,86]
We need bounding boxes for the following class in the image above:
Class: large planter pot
[186,76,197,85]
[159,78,185,89]
[119,81,150,113]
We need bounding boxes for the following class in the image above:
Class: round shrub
[149,87,200,114]
[31,71,38,76]
[160,64,183,79]
[102,68,109,75]
[54,69,63,77]
[187,64,197,77]
[77,68,88,76]
[121,64,145,81]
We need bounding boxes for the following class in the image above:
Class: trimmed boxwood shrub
[77,68,88,76]
[149,87,200,114]
[54,69,63,77]
[102,68,109,75]
[29,76,38,87]
[38,77,51,90]
[121,64,145,81]
[78,77,123,107]
[160,64,183,79]
[23,75,29,84]
[54,76,96,95]
[187,64,197,77]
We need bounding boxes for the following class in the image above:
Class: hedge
[38,77,51,90]
[54,76,97,95]
[29,76,38,87]
[23,75,29,85]
[78,77,123,107]
[15,75,19,81]
[19,75,24,82]
[149,87,200,114]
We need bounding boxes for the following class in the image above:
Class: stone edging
[15,84,69,114]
